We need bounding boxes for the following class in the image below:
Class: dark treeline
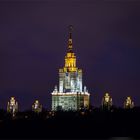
[0,107,140,138]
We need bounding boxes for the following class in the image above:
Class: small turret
[124,96,134,109]
[32,100,42,113]
[102,93,113,110]
[7,97,18,117]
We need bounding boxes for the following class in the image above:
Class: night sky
[0,0,140,110]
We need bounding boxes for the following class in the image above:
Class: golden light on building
[124,96,134,109]
[102,93,112,110]
[7,97,18,117]
[32,100,42,113]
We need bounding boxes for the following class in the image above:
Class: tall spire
[68,25,73,52]
[64,25,77,71]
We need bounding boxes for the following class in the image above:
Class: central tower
[51,25,90,111]
[59,25,82,93]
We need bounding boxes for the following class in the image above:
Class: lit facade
[32,100,42,113]
[51,26,90,111]
[7,97,18,116]
[102,93,112,110]
[124,96,134,109]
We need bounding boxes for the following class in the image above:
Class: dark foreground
[0,108,140,139]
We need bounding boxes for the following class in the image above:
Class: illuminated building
[102,93,112,110]
[7,97,18,117]
[32,100,42,113]
[124,96,134,109]
[51,25,90,111]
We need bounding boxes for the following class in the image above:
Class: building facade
[51,26,90,111]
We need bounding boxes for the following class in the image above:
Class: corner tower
[51,25,90,111]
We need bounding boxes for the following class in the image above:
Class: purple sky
[0,0,140,110]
